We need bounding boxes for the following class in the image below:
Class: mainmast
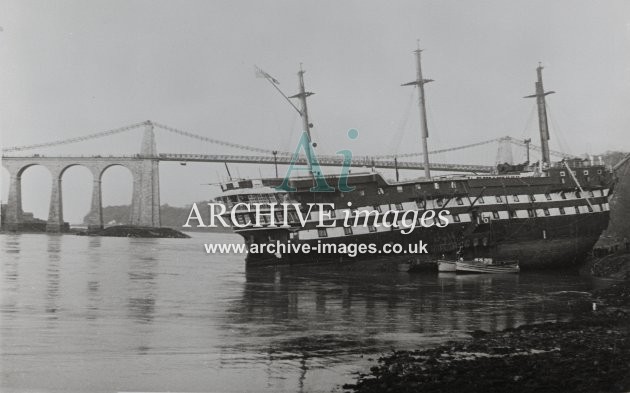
[402,41,433,179]
[524,63,555,165]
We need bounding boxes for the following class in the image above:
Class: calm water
[1,232,600,393]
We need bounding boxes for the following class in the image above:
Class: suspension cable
[373,137,502,159]
[152,122,293,156]
[1,122,146,153]
[2,119,576,160]
[506,136,575,158]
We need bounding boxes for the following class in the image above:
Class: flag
[255,65,280,85]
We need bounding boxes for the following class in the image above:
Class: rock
[345,280,630,393]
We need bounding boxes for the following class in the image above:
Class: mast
[289,64,316,176]
[402,41,433,179]
[255,64,317,179]
[524,63,555,165]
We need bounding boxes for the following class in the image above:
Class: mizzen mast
[402,41,433,179]
[524,63,555,165]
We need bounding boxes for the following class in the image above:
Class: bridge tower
[495,137,514,165]
[130,121,161,227]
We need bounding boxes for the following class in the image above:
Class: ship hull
[455,261,520,274]
[241,212,609,270]
[215,161,614,271]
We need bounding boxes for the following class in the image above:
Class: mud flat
[343,281,630,393]
[76,225,190,238]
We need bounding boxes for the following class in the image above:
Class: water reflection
[127,257,157,325]
[85,236,102,321]
[45,236,62,319]
[126,242,159,355]
[2,235,21,314]
[126,246,158,325]
[0,233,597,393]
[221,266,584,365]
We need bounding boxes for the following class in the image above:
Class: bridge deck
[1,153,495,173]
[160,153,494,173]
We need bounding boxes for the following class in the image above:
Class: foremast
[255,64,319,182]
[289,64,317,177]
[402,41,433,179]
[524,63,555,165]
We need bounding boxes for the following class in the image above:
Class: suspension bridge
[1,120,574,232]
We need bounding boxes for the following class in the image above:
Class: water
[1,232,599,393]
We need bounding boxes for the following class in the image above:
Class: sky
[1,0,629,224]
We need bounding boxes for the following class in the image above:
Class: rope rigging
[386,88,416,156]
[545,101,573,157]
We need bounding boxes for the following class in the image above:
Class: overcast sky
[1,0,629,223]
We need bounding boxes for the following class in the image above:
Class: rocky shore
[587,253,630,281]
[344,279,630,393]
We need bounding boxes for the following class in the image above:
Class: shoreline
[344,256,630,393]
[1,225,191,238]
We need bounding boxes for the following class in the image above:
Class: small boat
[437,260,457,272]
[397,262,411,272]
[455,258,520,274]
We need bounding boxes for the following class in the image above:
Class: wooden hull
[243,213,608,269]
[437,260,457,272]
[218,164,614,271]
[456,261,520,274]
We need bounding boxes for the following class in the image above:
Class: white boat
[437,260,457,272]
[455,258,520,274]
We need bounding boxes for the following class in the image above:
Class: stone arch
[102,159,160,228]
[14,163,54,230]
[17,162,54,178]
[59,163,94,226]
[60,163,92,178]
[99,163,135,182]
[97,163,135,227]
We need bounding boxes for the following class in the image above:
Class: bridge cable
[372,137,503,159]
[152,122,293,156]
[2,122,146,153]
[506,136,576,159]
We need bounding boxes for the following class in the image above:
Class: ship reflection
[221,266,583,367]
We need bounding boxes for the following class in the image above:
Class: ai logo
[276,128,359,193]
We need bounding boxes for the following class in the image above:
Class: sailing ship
[214,46,614,269]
